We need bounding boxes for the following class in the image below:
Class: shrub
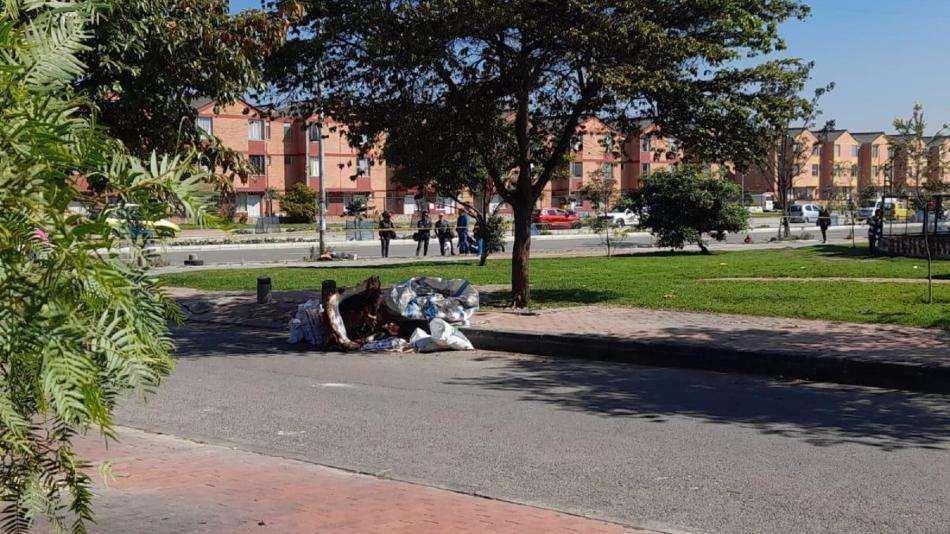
[279,182,317,222]
[631,166,749,254]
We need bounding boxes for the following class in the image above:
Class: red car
[533,208,582,229]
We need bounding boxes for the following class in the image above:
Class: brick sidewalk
[472,306,950,366]
[73,427,651,534]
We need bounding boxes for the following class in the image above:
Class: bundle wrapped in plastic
[410,318,475,353]
[384,277,479,325]
[288,299,328,347]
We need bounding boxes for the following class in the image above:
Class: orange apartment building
[196,99,949,219]
[195,98,398,219]
[542,118,680,210]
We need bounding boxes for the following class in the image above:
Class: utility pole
[318,117,327,254]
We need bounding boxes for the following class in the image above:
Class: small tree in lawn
[280,182,318,222]
[632,166,749,254]
[579,168,628,257]
[752,79,835,239]
[886,104,949,304]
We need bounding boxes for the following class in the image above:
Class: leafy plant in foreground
[0,2,204,531]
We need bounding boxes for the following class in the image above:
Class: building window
[195,117,213,136]
[284,155,293,167]
[850,165,857,177]
[872,145,880,158]
[283,124,293,141]
[308,123,322,141]
[641,163,650,176]
[811,164,819,177]
[792,164,801,176]
[249,155,266,175]
[571,135,583,152]
[851,145,859,157]
[872,165,879,176]
[601,163,614,179]
[248,119,269,141]
[812,144,821,156]
[571,161,583,177]
[834,144,841,157]
[308,156,320,177]
[888,146,895,158]
[668,138,678,153]
[640,137,651,152]
[356,157,371,176]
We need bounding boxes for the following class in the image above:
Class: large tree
[74,0,293,185]
[268,0,813,306]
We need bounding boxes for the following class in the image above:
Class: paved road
[158,226,865,266]
[114,325,949,534]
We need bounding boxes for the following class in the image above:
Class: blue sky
[230,0,950,132]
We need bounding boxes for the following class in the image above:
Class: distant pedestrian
[817,206,831,243]
[415,211,431,256]
[456,211,471,254]
[378,211,395,258]
[868,208,883,254]
[434,214,455,256]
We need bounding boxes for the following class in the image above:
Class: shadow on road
[448,355,950,452]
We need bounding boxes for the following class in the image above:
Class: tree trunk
[698,241,710,255]
[478,214,489,266]
[510,201,532,307]
[923,207,933,304]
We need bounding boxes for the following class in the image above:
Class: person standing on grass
[817,206,831,243]
[868,208,883,254]
[415,211,432,257]
[456,210,470,254]
[435,213,455,256]
[378,211,396,258]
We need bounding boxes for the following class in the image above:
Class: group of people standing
[376,210,478,258]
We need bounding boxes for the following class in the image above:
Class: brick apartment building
[743,127,950,202]
[196,99,949,219]
[197,102,683,220]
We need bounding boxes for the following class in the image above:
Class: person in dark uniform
[378,211,395,258]
[868,209,883,254]
[434,213,455,255]
[415,211,432,257]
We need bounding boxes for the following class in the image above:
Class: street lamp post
[317,119,327,254]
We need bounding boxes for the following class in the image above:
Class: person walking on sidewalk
[435,213,455,256]
[456,210,470,254]
[378,211,396,258]
[415,211,432,257]
[868,208,883,254]
[817,206,832,243]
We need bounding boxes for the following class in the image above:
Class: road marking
[314,382,352,388]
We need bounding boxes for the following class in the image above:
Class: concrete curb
[460,328,950,395]
[181,313,948,394]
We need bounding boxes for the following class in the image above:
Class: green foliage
[75,0,291,187]
[579,170,629,256]
[270,0,813,306]
[0,3,205,531]
[632,167,749,253]
[279,182,317,223]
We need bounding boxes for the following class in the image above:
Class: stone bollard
[183,253,204,266]
[257,277,272,304]
[321,280,337,306]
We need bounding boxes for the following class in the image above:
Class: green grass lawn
[160,245,950,329]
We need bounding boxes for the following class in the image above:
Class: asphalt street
[115,325,950,534]
[158,225,865,266]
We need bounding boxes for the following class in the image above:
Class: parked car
[788,204,821,223]
[533,208,582,229]
[857,199,917,222]
[599,208,639,227]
